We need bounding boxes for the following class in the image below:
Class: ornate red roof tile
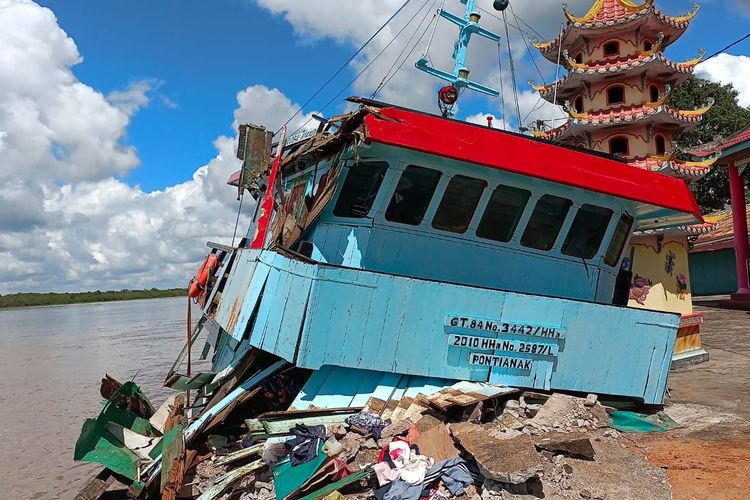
[691,125,750,158]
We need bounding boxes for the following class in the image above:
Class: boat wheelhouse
[179,99,705,412]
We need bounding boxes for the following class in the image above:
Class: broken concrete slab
[411,423,459,462]
[450,423,543,484]
[380,420,410,439]
[531,394,610,431]
[534,432,595,460]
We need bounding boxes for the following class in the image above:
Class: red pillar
[729,162,750,297]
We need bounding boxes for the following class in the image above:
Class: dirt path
[627,423,750,500]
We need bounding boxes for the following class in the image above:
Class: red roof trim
[363,107,703,221]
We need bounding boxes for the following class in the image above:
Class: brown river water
[0,296,199,499]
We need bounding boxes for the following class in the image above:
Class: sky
[1,0,749,293]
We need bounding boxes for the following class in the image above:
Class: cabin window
[574,96,584,113]
[609,136,629,156]
[607,85,625,105]
[655,134,666,155]
[649,84,659,103]
[476,185,531,242]
[603,41,620,56]
[561,204,614,259]
[385,165,441,225]
[521,195,573,251]
[604,213,635,266]
[333,161,387,218]
[432,175,487,234]
[574,51,583,64]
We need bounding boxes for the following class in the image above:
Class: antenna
[416,0,505,117]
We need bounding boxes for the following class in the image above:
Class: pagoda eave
[537,105,705,141]
[534,6,696,64]
[629,156,715,182]
[534,53,697,103]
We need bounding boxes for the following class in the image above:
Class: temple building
[530,0,718,364]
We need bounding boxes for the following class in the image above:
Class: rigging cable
[704,32,750,61]
[552,23,564,122]
[501,9,522,127]
[372,0,440,98]
[231,191,244,247]
[509,2,546,86]
[420,0,447,61]
[277,0,416,133]
[374,2,440,97]
[286,0,433,138]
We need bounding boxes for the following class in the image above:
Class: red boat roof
[362,106,703,223]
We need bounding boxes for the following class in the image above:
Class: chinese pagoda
[530,0,717,364]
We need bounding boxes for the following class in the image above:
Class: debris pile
[76,375,680,499]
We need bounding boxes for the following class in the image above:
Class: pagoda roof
[691,125,750,159]
[628,155,718,182]
[532,1,699,63]
[531,51,703,103]
[691,206,750,253]
[535,102,711,141]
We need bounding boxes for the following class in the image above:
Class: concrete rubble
[164,389,673,500]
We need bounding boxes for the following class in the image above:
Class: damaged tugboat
[74,1,705,498]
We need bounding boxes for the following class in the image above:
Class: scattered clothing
[373,461,402,487]
[400,455,434,485]
[388,440,411,469]
[423,457,479,497]
[346,412,391,439]
[285,424,327,466]
[376,457,479,500]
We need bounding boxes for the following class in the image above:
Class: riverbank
[0,288,186,309]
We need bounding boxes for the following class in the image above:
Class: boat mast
[415,0,506,117]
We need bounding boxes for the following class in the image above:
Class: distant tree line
[0,288,187,308]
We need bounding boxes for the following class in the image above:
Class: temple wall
[626,234,694,315]
[588,125,673,158]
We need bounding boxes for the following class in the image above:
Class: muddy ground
[628,303,750,500]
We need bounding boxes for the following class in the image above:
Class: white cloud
[0,0,306,293]
[107,80,157,115]
[0,0,593,293]
[696,53,750,108]
[233,85,319,134]
[252,0,589,126]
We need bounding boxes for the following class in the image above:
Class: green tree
[669,76,750,211]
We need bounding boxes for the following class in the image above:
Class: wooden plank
[74,469,114,500]
[196,459,265,500]
[213,444,263,466]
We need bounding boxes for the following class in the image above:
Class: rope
[501,9,522,128]
[372,0,439,98]
[277,0,416,133]
[231,192,244,247]
[186,293,192,408]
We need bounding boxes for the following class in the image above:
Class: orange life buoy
[188,253,219,298]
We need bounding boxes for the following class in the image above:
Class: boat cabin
[243,101,703,306]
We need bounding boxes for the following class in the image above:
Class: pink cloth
[373,461,402,486]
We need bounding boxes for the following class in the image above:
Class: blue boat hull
[206,249,678,404]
